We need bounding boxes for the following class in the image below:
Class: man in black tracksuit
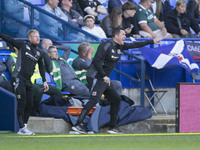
[0,30,49,135]
[72,27,162,134]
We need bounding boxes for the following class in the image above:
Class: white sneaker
[17,126,35,135]
[107,127,124,134]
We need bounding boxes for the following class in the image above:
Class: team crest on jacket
[37,51,40,56]
[92,91,97,96]
[117,49,121,54]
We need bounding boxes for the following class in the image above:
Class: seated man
[72,42,122,96]
[59,0,84,27]
[0,61,13,92]
[135,0,172,38]
[39,0,68,38]
[47,46,90,97]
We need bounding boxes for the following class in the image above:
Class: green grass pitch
[1,132,200,150]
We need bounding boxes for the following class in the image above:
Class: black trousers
[32,84,62,113]
[77,77,121,128]
[14,76,33,128]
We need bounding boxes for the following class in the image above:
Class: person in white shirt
[82,15,107,39]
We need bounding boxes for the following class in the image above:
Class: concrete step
[27,115,176,133]
[28,117,72,133]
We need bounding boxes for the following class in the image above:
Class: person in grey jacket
[0,61,7,85]
[0,61,13,92]
[59,0,84,27]
[46,45,90,97]
[39,0,68,38]
[2,0,27,37]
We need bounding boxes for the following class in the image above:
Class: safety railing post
[140,60,145,106]
[30,7,34,29]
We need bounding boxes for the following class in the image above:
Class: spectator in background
[78,0,108,23]
[100,7,123,37]
[2,0,29,38]
[165,0,200,38]
[39,0,68,38]
[187,0,200,24]
[150,0,172,23]
[82,15,107,39]
[59,0,85,27]
[108,0,138,14]
[0,61,13,92]
[71,0,84,17]
[135,0,172,38]
[122,1,141,38]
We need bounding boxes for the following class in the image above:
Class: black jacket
[122,15,139,36]
[0,33,46,82]
[165,9,200,35]
[186,0,200,23]
[87,39,154,79]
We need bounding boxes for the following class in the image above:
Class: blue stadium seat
[45,72,56,87]
[45,72,70,95]
[0,50,12,62]
[0,41,7,49]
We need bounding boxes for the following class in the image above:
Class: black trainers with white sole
[72,124,87,134]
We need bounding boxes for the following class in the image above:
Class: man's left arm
[58,45,71,61]
[122,37,163,50]
[122,40,154,50]
[154,18,167,35]
[38,57,49,92]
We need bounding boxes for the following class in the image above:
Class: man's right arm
[72,57,92,70]
[0,33,22,49]
[92,42,108,78]
[58,45,71,61]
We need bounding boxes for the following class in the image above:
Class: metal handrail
[0,0,101,41]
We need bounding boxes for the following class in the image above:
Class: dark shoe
[30,111,40,116]
[72,124,87,134]
[107,127,124,134]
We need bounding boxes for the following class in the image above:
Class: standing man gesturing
[72,27,163,134]
[0,30,49,135]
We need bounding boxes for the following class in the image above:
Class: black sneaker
[72,124,87,134]
[107,127,124,134]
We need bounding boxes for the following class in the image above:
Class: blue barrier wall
[0,87,19,132]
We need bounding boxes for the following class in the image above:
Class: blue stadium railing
[0,0,101,42]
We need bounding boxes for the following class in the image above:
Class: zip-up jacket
[0,33,46,82]
[87,39,154,79]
